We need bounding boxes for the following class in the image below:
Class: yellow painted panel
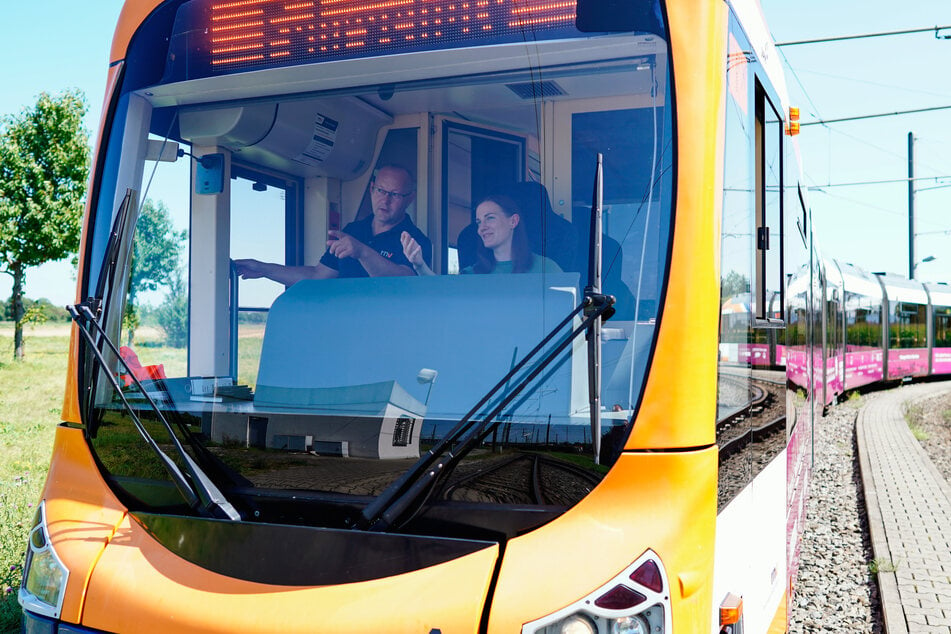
[487,448,718,632]
[625,0,727,451]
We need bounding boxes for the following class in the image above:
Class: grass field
[0,320,267,632]
[0,322,69,633]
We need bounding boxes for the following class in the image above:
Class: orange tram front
[19,0,815,631]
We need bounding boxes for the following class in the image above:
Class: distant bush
[0,297,70,323]
[238,311,268,324]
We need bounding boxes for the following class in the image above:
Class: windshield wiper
[356,298,612,532]
[585,152,608,465]
[70,189,240,521]
[69,302,241,521]
[358,160,614,532]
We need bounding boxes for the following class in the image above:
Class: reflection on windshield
[85,43,673,535]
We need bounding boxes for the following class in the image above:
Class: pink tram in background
[721,259,951,406]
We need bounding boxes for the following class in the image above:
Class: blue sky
[3,1,951,306]
[761,0,951,283]
[1,1,125,306]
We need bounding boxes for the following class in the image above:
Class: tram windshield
[79,0,673,535]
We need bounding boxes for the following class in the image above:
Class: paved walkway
[856,381,951,633]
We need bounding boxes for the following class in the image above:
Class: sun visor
[179,103,277,149]
[180,97,391,179]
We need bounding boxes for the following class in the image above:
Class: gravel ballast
[788,387,951,633]
[788,393,883,633]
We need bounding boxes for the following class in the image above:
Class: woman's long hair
[472,195,533,274]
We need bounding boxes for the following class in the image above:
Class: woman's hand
[401,231,425,267]
[401,232,434,276]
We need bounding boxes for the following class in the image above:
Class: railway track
[717,377,768,425]
[443,452,603,506]
[716,377,788,509]
[717,376,786,461]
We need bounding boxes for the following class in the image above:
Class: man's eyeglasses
[371,186,412,201]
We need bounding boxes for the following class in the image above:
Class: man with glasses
[235,164,432,282]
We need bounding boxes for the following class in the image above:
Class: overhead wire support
[776,25,951,47]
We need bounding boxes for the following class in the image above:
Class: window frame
[753,83,784,327]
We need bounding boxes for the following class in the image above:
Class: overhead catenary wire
[801,104,951,127]
[808,187,908,219]
[807,175,951,189]
[777,47,827,127]
[776,22,951,249]
[776,25,951,47]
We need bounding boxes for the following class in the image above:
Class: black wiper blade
[585,152,607,465]
[357,293,614,533]
[356,303,582,531]
[69,301,241,521]
[93,189,135,307]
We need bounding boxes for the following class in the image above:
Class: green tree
[124,199,186,344]
[720,270,750,304]
[0,90,89,360]
[156,266,188,348]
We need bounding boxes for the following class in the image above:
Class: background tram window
[845,293,881,350]
[936,308,951,347]
[890,302,927,349]
[847,305,870,348]
[755,87,783,323]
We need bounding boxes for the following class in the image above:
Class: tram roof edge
[111,0,166,65]
[725,0,790,108]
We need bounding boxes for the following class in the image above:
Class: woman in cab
[403,194,562,275]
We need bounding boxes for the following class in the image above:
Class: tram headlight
[535,611,656,634]
[611,615,649,634]
[18,501,69,619]
[547,614,598,634]
[522,551,670,634]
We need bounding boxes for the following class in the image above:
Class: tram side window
[936,308,951,347]
[571,108,661,322]
[890,302,927,349]
[720,29,754,328]
[846,302,872,348]
[442,122,525,275]
[230,171,297,386]
[716,22,755,512]
[755,86,783,323]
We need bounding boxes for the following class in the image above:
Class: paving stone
[857,382,951,634]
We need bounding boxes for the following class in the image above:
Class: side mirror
[145,139,180,162]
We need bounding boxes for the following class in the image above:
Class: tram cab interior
[82,15,674,534]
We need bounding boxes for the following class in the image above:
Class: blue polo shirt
[319,214,433,278]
